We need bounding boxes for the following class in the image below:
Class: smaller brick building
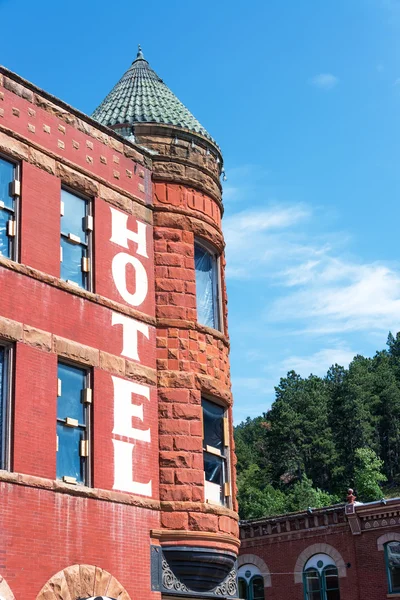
[239,494,400,600]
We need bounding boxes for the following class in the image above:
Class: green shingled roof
[92,47,213,142]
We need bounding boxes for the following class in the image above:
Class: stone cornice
[240,504,347,541]
[151,529,240,550]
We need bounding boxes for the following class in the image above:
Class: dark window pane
[61,238,86,288]
[57,363,85,423]
[0,158,14,210]
[238,579,248,600]
[202,398,224,451]
[388,543,400,591]
[0,347,4,467]
[0,209,11,258]
[304,570,321,600]
[195,244,217,329]
[326,590,340,600]
[204,452,223,484]
[325,567,339,590]
[61,189,86,238]
[252,577,265,600]
[56,422,84,482]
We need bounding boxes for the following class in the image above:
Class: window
[57,362,91,485]
[194,240,221,330]
[0,344,12,470]
[303,555,340,600]
[60,188,93,289]
[385,541,400,593]
[202,398,229,505]
[0,155,20,260]
[238,566,265,600]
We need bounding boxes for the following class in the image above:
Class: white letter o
[112,252,148,307]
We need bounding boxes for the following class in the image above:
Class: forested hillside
[234,333,400,520]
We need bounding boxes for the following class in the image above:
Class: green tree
[267,372,337,490]
[234,331,400,519]
[234,415,271,482]
[354,447,387,502]
[372,350,400,482]
[286,476,340,513]
[328,355,378,489]
[236,464,286,519]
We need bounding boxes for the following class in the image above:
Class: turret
[93,46,238,597]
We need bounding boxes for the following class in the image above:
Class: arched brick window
[377,533,400,594]
[303,554,340,600]
[237,554,271,599]
[294,544,347,584]
[36,565,131,600]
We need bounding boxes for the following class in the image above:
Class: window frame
[385,541,400,594]
[0,341,13,472]
[56,359,92,486]
[303,564,340,600]
[238,575,265,600]
[60,186,93,292]
[0,152,21,262]
[201,395,230,507]
[194,238,223,332]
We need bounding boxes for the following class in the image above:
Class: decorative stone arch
[377,532,400,551]
[237,554,272,588]
[36,565,131,600]
[0,574,15,600]
[294,543,347,584]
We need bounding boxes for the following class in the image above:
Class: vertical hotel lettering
[109,206,153,497]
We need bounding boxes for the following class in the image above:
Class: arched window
[385,541,400,593]
[238,564,265,600]
[303,555,340,600]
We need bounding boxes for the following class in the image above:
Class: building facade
[0,48,239,600]
[239,493,400,600]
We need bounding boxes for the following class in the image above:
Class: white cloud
[270,259,400,334]
[224,188,400,338]
[279,346,357,378]
[223,203,312,278]
[226,206,310,234]
[310,73,339,90]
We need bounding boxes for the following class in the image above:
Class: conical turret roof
[92,46,213,142]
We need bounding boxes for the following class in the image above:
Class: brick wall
[0,66,239,600]
[239,502,400,600]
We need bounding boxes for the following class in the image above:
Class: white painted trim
[0,574,15,600]
[237,554,272,587]
[293,544,347,584]
[377,532,400,551]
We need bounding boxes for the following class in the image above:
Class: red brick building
[238,494,400,600]
[0,48,239,600]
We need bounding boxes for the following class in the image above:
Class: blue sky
[1,0,400,423]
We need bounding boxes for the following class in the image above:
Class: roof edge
[0,65,154,162]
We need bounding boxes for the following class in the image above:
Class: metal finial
[137,44,144,59]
